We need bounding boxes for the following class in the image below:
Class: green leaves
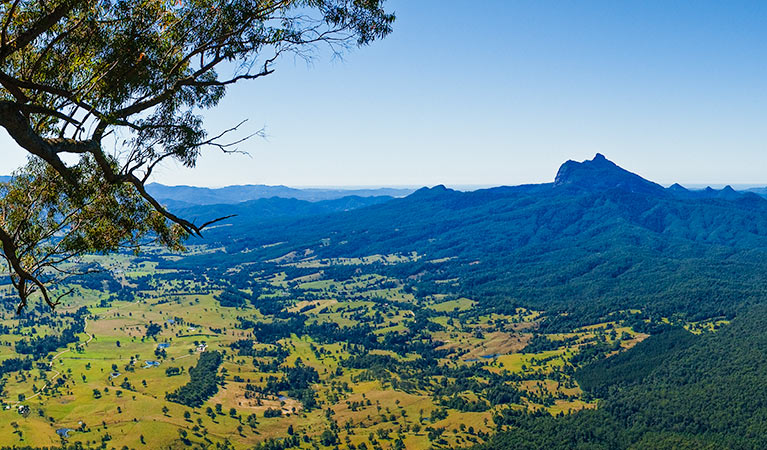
[0,0,393,310]
[0,157,187,311]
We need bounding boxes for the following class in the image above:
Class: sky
[3,0,767,188]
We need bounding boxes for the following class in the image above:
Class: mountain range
[166,154,767,448]
[7,154,767,329]
[145,182,414,207]
[171,154,767,330]
[171,195,394,229]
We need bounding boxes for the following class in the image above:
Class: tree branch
[0,0,78,60]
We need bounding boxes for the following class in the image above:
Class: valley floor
[0,247,715,449]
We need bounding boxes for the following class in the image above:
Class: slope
[188,155,767,328]
[474,304,767,449]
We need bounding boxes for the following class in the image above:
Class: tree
[0,0,394,312]
[320,429,338,446]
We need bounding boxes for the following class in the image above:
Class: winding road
[11,318,93,407]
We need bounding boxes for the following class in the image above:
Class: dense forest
[472,304,767,449]
[171,155,767,331]
[166,351,224,407]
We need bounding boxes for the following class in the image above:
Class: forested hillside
[188,154,767,328]
[170,195,395,228]
[473,304,767,450]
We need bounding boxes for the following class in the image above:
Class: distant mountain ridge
[2,168,767,201]
[173,195,394,228]
[145,182,414,205]
[187,154,767,330]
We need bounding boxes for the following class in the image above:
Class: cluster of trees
[166,351,223,407]
[473,305,767,449]
[215,288,253,308]
[0,358,33,382]
[165,367,182,377]
[145,323,163,338]
[15,308,87,359]
[69,269,122,292]
[262,360,319,411]
[574,326,696,398]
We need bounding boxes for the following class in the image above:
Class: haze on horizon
[1,0,766,188]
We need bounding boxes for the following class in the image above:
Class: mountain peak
[718,185,741,200]
[408,184,455,199]
[668,183,688,192]
[554,154,666,195]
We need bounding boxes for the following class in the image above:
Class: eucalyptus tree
[0,0,393,312]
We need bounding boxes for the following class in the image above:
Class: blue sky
[3,0,767,187]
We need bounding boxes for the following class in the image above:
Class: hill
[187,154,767,328]
[475,304,767,449]
[146,182,414,205]
[171,195,395,229]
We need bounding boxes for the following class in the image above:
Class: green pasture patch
[428,297,477,312]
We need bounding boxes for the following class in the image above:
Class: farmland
[0,243,669,450]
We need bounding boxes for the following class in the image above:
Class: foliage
[145,323,162,338]
[215,288,251,308]
[14,306,86,358]
[574,326,696,398]
[0,0,394,310]
[166,350,223,407]
[0,159,180,312]
[474,305,767,449]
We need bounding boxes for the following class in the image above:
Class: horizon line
[4,174,767,191]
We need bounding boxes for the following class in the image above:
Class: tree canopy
[0,0,394,312]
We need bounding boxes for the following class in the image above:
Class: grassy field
[0,250,671,449]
